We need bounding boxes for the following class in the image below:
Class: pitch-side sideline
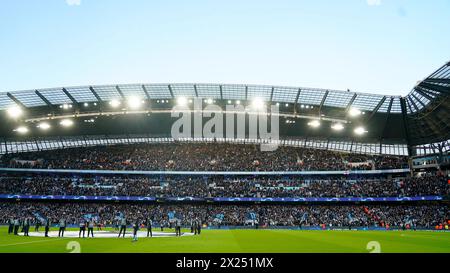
[18,230,195,238]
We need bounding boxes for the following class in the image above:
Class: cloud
[66,0,81,6]
[366,0,381,6]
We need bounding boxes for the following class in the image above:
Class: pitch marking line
[0,238,66,247]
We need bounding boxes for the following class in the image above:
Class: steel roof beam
[62,88,79,104]
[89,87,103,102]
[414,87,435,101]
[387,97,393,114]
[219,85,223,100]
[6,93,27,109]
[345,93,357,112]
[417,87,441,99]
[193,85,199,97]
[399,98,412,154]
[167,85,174,98]
[115,86,126,99]
[141,85,151,100]
[407,97,419,112]
[419,82,450,95]
[424,78,450,85]
[319,90,329,113]
[380,97,393,139]
[410,93,426,108]
[293,88,301,113]
[270,87,274,102]
[366,96,386,122]
[34,90,53,107]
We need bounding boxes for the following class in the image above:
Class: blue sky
[0,0,449,95]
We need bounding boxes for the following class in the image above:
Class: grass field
[0,227,449,253]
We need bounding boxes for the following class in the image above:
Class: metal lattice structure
[1,83,401,113]
[403,62,450,147]
[0,62,449,156]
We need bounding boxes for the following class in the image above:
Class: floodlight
[7,106,23,118]
[354,126,367,135]
[349,107,362,117]
[109,99,121,108]
[15,126,29,134]
[127,96,142,109]
[176,97,188,106]
[331,123,344,131]
[251,97,265,109]
[307,120,321,128]
[60,119,74,127]
[38,122,51,130]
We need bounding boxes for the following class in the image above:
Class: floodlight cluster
[5,100,368,136]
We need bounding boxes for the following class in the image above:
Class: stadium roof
[1,83,401,114]
[0,61,448,149]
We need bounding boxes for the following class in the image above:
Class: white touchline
[0,238,65,247]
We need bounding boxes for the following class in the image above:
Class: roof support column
[400,97,413,156]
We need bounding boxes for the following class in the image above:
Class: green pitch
[0,227,449,253]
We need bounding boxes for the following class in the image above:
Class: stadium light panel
[251,97,265,109]
[37,122,51,130]
[14,126,28,134]
[127,96,142,109]
[7,106,23,118]
[354,126,367,135]
[60,119,74,127]
[236,100,241,105]
[176,97,188,106]
[205,98,213,104]
[331,123,344,131]
[307,120,321,128]
[109,99,121,108]
[349,107,362,117]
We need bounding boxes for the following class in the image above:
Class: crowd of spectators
[1,143,409,171]
[0,174,447,198]
[0,202,447,228]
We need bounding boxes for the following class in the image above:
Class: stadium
[0,60,449,253]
